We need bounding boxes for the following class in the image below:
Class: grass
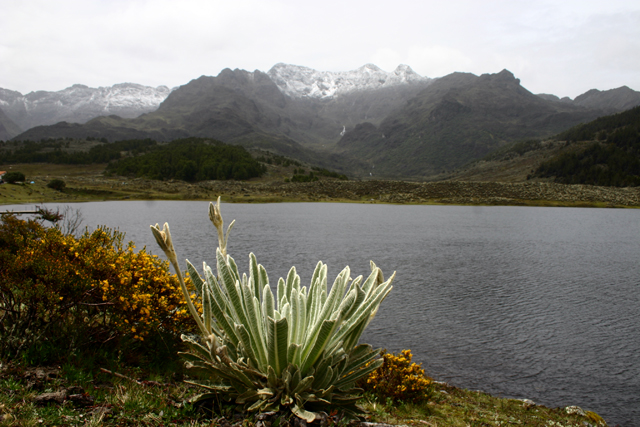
[0,362,608,427]
[2,163,639,208]
[0,363,203,427]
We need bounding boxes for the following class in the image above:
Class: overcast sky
[2,0,639,99]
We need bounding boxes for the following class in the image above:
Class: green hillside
[105,138,266,182]
[1,137,267,183]
[534,106,640,186]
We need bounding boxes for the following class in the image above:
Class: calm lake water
[5,201,640,426]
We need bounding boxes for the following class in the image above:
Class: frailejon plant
[151,198,395,421]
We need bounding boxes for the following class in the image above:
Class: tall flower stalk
[150,197,394,421]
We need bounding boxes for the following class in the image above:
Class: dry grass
[2,163,638,208]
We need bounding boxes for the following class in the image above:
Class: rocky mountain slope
[336,70,605,178]
[267,63,430,98]
[0,83,173,131]
[9,64,640,179]
[445,105,640,189]
[12,65,434,174]
[538,86,640,113]
[0,107,22,140]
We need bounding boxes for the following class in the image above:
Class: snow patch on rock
[0,83,174,130]
[267,63,431,99]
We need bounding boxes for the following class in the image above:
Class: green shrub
[47,179,66,191]
[3,171,25,184]
[290,173,318,182]
[150,198,395,422]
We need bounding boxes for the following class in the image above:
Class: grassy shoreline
[0,362,609,427]
[1,164,639,208]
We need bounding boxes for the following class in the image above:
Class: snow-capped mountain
[0,83,173,131]
[267,63,431,99]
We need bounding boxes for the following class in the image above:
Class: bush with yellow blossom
[0,213,193,364]
[360,349,433,404]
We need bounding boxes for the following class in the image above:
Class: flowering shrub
[0,214,192,363]
[361,349,433,404]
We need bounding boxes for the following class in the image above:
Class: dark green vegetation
[555,104,640,142]
[444,105,640,187]
[311,166,349,180]
[2,171,26,184]
[534,106,640,186]
[104,138,266,182]
[1,137,267,183]
[0,138,153,165]
[46,178,66,191]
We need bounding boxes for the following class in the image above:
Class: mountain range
[0,83,173,137]
[3,63,640,179]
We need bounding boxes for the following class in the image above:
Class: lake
[4,201,639,426]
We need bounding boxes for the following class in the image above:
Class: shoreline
[2,175,640,208]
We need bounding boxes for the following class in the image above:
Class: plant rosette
[151,197,395,422]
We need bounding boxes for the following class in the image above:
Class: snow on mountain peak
[267,63,430,99]
[0,83,174,130]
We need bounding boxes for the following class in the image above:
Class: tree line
[534,106,640,187]
[0,138,156,164]
[105,138,266,182]
[1,137,266,182]
[555,105,640,143]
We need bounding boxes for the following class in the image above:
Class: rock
[362,423,410,427]
[68,393,94,407]
[33,390,67,405]
[32,386,93,407]
[565,405,586,416]
[520,398,536,409]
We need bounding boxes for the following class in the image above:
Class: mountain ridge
[336,69,606,178]
[5,63,639,135]
[7,64,640,179]
[267,63,431,99]
[0,83,174,131]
